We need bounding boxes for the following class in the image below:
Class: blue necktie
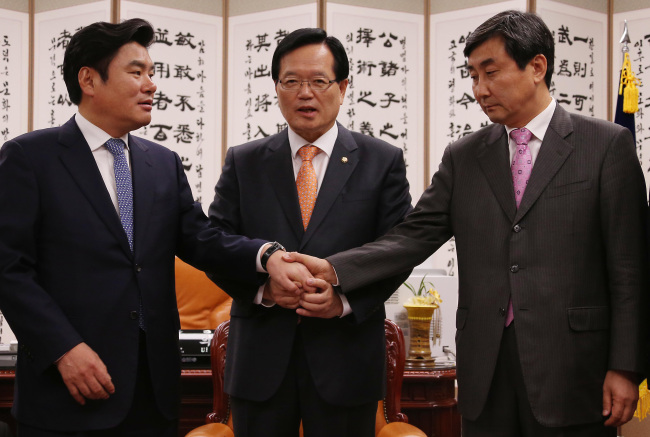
[104,139,134,252]
[105,139,145,330]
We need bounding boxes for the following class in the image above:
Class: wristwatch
[261,241,286,272]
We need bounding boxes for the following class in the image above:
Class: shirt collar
[288,123,339,158]
[505,98,556,142]
[75,112,130,152]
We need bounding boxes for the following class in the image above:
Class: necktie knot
[105,138,126,156]
[509,127,532,146]
[298,145,320,162]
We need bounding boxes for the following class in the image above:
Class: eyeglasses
[277,78,337,92]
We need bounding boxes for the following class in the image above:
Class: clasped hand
[264,251,342,318]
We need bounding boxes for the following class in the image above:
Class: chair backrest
[382,318,408,424]
[206,319,231,426]
[175,257,233,330]
[204,319,409,429]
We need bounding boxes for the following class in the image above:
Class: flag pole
[618,18,650,424]
[619,20,630,54]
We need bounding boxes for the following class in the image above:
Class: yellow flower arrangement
[403,276,443,307]
[634,379,649,420]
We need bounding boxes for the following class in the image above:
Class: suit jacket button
[135,265,142,273]
[130,311,139,320]
[499,307,506,317]
[510,264,519,273]
[513,224,521,232]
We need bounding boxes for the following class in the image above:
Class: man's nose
[473,79,489,99]
[144,75,157,94]
[296,81,315,97]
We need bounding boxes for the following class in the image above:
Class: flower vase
[403,303,437,369]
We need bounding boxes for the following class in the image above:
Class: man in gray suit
[288,10,647,437]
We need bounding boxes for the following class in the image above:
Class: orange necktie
[296,145,321,230]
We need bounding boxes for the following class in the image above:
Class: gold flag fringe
[619,52,640,114]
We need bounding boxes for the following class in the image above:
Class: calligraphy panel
[429,1,524,275]
[0,6,27,345]
[228,4,317,149]
[122,1,222,211]
[33,1,110,130]
[613,9,650,192]
[327,3,425,202]
[538,0,607,119]
[0,8,28,142]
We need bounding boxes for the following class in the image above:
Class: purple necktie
[506,127,533,327]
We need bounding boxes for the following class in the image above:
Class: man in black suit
[289,11,647,437]
[0,19,304,437]
[207,28,412,437]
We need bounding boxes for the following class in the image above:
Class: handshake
[265,251,343,319]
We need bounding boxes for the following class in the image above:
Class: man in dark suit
[289,11,647,437]
[0,19,306,437]
[207,28,412,437]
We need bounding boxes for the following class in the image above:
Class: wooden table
[0,367,460,437]
[401,368,460,437]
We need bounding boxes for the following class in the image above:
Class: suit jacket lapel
[477,125,517,223]
[300,125,359,249]
[57,117,132,257]
[130,134,155,255]
[262,131,304,242]
[515,105,573,222]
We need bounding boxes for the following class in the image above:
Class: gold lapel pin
[341,157,348,164]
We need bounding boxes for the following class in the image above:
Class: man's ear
[530,54,548,85]
[78,67,96,97]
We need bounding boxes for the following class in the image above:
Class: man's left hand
[296,278,343,319]
[265,249,316,293]
[602,369,639,427]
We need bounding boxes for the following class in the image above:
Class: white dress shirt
[75,112,130,215]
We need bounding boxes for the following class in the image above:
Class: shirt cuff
[256,243,270,273]
[253,281,276,307]
[338,291,351,317]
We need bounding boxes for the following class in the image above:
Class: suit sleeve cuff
[338,290,351,317]
[331,264,340,287]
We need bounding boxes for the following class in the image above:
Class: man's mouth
[138,99,153,110]
[298,106,317,115]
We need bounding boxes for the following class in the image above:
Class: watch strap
[261,241,285,271]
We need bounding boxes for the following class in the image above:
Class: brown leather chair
[185,319,426,437]
[175,257,232,330]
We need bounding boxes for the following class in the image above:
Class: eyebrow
[128,60,154,71]
[281,70,330,77]
[466,57,496,72]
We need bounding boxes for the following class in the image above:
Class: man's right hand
[282,252,337,284]
[263,277,302,309]
[56,342,115,405]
